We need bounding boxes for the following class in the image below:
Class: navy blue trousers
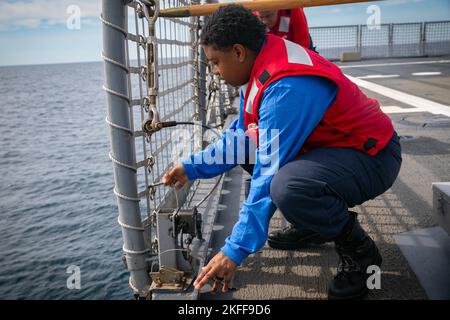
[244,132,402,240]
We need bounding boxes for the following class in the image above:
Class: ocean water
[0,62,132,299]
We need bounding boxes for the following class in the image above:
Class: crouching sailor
[162,5,402,300]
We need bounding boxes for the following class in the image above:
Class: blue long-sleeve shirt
[182,75,337,265]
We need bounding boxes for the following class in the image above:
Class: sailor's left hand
[194,252,237,294]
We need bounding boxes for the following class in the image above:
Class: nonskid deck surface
[200,56,450,300]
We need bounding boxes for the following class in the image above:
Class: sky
[0,0,449,66]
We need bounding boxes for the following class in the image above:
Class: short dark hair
[200,5,266,52]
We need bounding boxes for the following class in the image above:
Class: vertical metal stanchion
[357,24,362,54]
[102,0,151,298]
[154,0,195,272]
[191,0,203,153]
[420,22,426,57]
[198,24,208,127]
[388,23,394,58]
[199,12,210,151]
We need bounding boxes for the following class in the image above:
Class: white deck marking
[357,74,399,79]
[339,60,450,69]
[412,72,442,76]
[381,106,428,114]
[346,74,450,117]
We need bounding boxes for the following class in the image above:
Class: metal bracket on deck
[149,266,194,292]
[150,266,185,287]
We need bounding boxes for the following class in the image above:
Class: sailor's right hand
[162,163,188,189]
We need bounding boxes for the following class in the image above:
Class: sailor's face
[203,44,251,87]
[256,10,278,29]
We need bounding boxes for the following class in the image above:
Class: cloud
[0,0,101,30]
[323,0,425,15]
[329,8,343,13]
[327,6,356,14]
[382,0,424,6]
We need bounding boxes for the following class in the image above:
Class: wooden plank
[159,0,381,18]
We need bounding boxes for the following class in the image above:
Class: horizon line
[2,18,449,67]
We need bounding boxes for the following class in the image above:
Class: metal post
[102,0,151,298]
[199,21,208,126]
[191,0,203,153]
[156,0,199,271]
[420,22,426,57]
[357,24,362,54]
[388,23,394,57]
[199,13,209,151]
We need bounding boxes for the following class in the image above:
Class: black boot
[328,211,382,300]
[267,225,329,250]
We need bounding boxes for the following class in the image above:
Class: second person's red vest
[269,9,310,49]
